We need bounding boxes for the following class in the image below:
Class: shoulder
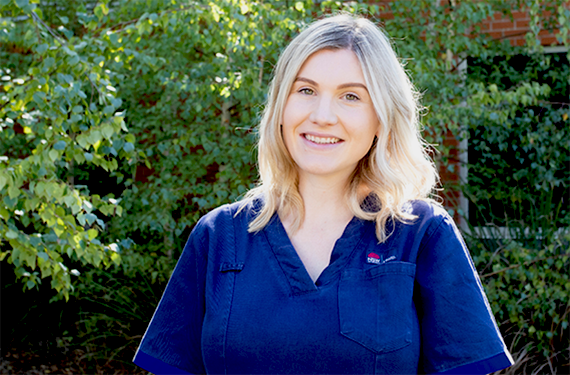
[393,200,461,253]
[405,199,451,230]
[404,200,467,260]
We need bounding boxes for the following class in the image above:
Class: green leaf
[87,228,97,240]
[88,130,102,145]
[103,105,115,115]
[53,141,66,150]
[125,134,136,143]
[6,230,18,239]
[94,4,105,20]
[33,91,46,105]
[101,124,114,139]
[109,33,119,46]
[0,175,6,191]
[123,142,134,152]
[68,55,80,66]
[43,57,55,70]
[77,213,86,226]
[15,0,29,8]
[8,185,20,199]
[85,213,97,225]
[49,150,59,162]
[36,44,49,54]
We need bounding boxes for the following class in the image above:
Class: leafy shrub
[455,46,570,374]
[71,252,173,373]
[469,233,570,374]
[464,52,569,235]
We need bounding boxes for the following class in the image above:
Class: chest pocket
[338,261,416,354]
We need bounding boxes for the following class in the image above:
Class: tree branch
[481,253,569,278]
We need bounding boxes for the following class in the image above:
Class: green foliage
[71,252,172,373]
[102,0,315,256]
[1,0,135,300]
[463,52,569,238]
[0,0,378,301]
[470,233,570,373]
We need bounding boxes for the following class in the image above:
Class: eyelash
[299,88,314,95]
[345,93,360,101]
[298,88,360,101]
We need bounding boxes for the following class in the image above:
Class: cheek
[281,100,303,144]
[282,98,301,126]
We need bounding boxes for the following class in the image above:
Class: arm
[133,220,209,374]
[415,214,513,375]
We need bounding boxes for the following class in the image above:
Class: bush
[469,233,570,374]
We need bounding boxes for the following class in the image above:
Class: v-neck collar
[262,213,372,295]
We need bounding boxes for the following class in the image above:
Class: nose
[308,95,338,126]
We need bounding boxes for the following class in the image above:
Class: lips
[303,133,342,144]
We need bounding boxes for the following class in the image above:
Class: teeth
[304,134,340,144]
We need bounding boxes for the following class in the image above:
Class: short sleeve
[415,214,514,374]
[133,222,208,375]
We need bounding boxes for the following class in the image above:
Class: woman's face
[282,48,380,183]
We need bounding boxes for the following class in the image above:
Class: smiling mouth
[304,134,342,144]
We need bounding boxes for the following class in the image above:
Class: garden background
[1,0,569,374]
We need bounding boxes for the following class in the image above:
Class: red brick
[540,36,558,45]
[504,30,526,38]
[380,11,394,20]
[538,29,554,36]
[491,20,515,30]
[515,19,530,29]
[511,11,528,20]
[493,12,505,20]
[488,31,503,39]
[512,38,526,46]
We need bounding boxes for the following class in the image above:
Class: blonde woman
[134,14,513,374]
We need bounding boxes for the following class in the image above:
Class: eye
[345,93,360,101]
[299,88,315,95]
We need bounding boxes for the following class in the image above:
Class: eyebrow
[295,77,368,91]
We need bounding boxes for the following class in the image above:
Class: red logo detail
[367,252,380,259]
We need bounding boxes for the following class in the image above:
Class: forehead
[296,49,366,84]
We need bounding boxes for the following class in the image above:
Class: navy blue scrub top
[133,199,513,374]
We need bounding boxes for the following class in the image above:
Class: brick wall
[482,10,562,46]
[375,1,566,46]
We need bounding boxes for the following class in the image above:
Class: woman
[134,14,514,374]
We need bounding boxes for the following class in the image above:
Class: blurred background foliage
[1,0,568,373]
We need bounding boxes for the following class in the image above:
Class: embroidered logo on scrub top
[367,252,381,264]
[367,253,396,264]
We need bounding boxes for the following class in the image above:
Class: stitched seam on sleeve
[417,215,446,258]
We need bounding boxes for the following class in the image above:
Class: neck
[296,171,353,225]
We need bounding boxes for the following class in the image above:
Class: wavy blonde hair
[241,13,438,243]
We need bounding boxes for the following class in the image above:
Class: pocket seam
[339,263,415,354]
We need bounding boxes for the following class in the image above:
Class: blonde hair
[241,13,438,243]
